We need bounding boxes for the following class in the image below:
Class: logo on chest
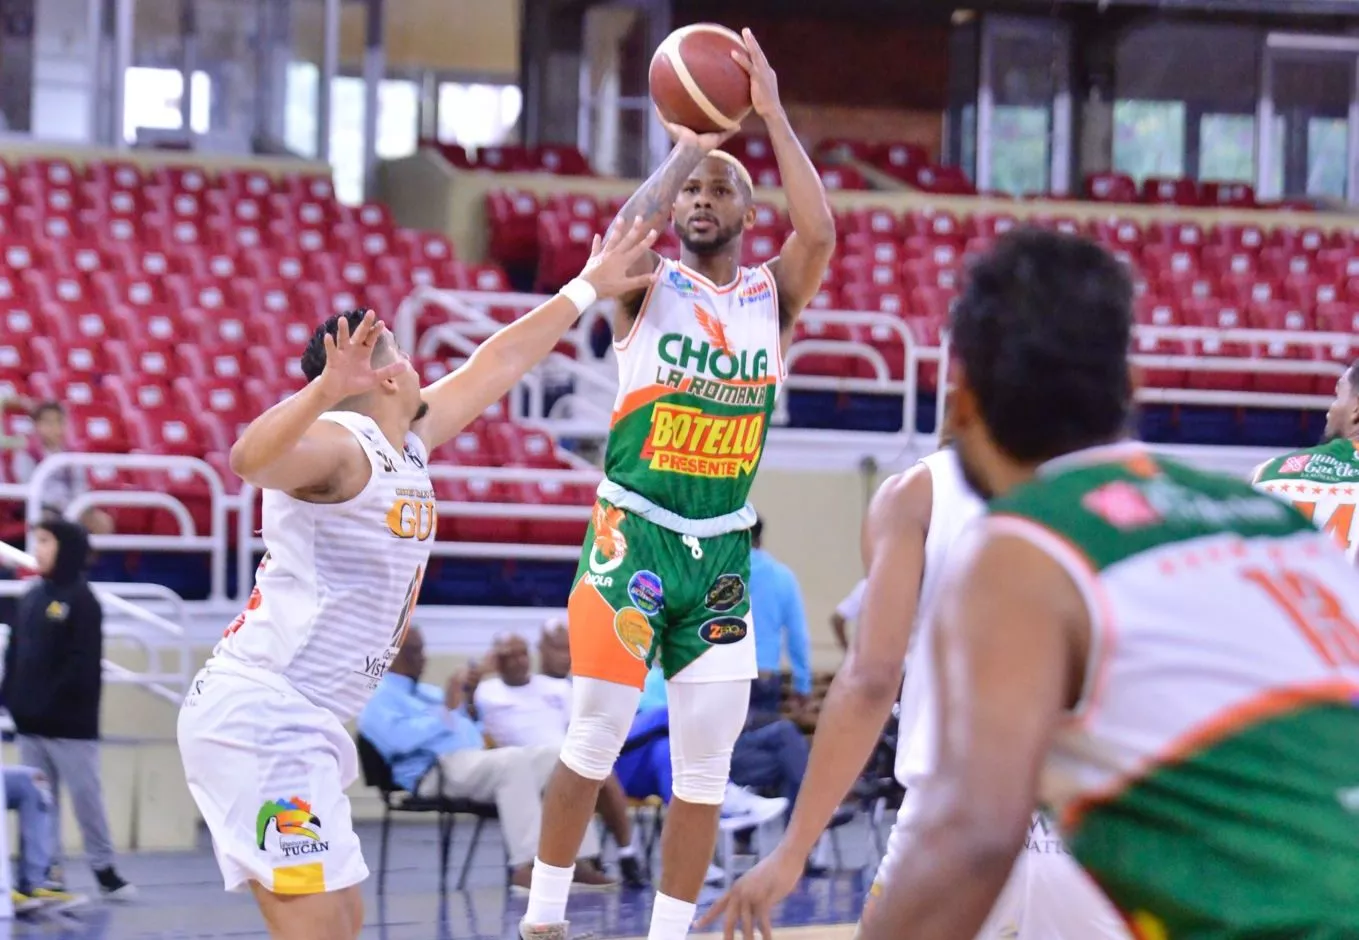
[738,277,772,307]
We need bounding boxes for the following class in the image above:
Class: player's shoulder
[1255,438,1359,484]
[867,462,935,536]
[989,452,1311,572]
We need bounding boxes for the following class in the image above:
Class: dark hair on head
[32,400,65,420]
[300,310,386,383]
[751,516,764,544]
[950,228,1134,463]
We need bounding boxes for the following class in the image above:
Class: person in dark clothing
[0,519,135,899]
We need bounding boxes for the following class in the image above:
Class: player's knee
[558,677,639,781]
[667,678,749,805]
[670,747,730,805]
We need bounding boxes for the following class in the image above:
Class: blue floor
[7,818,875,939]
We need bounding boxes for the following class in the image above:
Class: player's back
[1254,437,1359,562]
[210,411,436,721]
[895,447,985,788]
[600,258,784,524]
[990,443,1359,936]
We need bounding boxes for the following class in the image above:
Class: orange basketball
[649,24,752,135]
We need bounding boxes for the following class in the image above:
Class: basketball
[649,24,752,135]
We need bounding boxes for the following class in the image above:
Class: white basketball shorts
[861,790,1129,939]
[177,662,368,895]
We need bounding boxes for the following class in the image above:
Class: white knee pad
[558,676,641,781]
[667,678,750,804]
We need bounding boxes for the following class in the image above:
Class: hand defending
[578,216,660,299]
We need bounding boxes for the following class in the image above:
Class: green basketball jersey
[603,258,783,523]
[987,442,1359,938]
[1254,438,1359,562]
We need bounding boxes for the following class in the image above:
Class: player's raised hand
[697,847,803,940]
[730,28,781,120]
[578,216,660,300]
[316,310,408,402]
[654,107,739,153]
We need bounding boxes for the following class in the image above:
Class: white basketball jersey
[210,411,435,721]
[895,447,986,786]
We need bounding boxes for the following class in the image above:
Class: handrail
[0,548,189,703]
[0,542,186,638]
[25,452,229,600]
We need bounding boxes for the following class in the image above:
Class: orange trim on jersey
[760,262,788,381]
[567,577,649,689]
[613,269,660,352]
[986,513,1120,727]
[1060,678,1359,833]
[611,380,691,428]
[677,260,741,294]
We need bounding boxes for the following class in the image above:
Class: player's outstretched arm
[413,218,659,452]
[733,29,835,333]
[857,525,1088,940]
[229,311,400,495]
[698,466,931,940]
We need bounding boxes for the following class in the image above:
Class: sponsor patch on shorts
[698,615,747,645]
[614,607,654,660]
[627,570,664,616]
[704,573,746,612]
[256,797,329,860]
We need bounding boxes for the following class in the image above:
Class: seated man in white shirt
[828,578,866,652]
[473,625,645,888]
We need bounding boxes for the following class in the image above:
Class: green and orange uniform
[567,258,784,688]
[989,443,1359,937]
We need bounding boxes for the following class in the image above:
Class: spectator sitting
[7,765,85,913]
[473,625,646,888]
[0,519,134,899]
[11,402,113,535]
[358,626,616,892]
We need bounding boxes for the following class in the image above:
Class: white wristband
[559,277,598,314]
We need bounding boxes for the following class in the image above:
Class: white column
[317,0,340,162]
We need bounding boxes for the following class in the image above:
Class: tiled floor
[7,819,876,939]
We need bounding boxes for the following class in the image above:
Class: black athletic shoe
[94,866,137,901]
[618,855,648,889]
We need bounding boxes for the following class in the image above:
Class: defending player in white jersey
[701,431,1126,940]
[177,220,657,940]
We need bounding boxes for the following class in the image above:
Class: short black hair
[950,228,1133,464]
[751,516,763,545]
[300,310,391,383]
[32,400,64,421]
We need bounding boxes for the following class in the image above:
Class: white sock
[647,892,697,940]
[618,830,638,858]
[523,857,575,926]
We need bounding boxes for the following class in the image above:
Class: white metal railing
[0,543,189,704]
[24,453,230,600]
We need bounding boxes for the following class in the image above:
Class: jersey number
[391,565,425,648]
[224,552,271,637]
[1290,500,1356,553]
[1242,566,1359,668]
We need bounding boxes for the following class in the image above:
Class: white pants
[178,665,368,896]
[866,793,1129,939]
[417,746,601,868]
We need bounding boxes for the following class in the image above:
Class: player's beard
[677,217,742,256]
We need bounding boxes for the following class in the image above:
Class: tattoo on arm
[609,142,709,324]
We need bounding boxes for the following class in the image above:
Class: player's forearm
[765,112,834,245]
[229,381,337,480]
[858,809,1018,940]
[779,660,901,857]
[610,140,708,237]
[467,294,581,386]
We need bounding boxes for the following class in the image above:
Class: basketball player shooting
[520,28,835,940]
[856,230,1359,939]
[176,219,658,940]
